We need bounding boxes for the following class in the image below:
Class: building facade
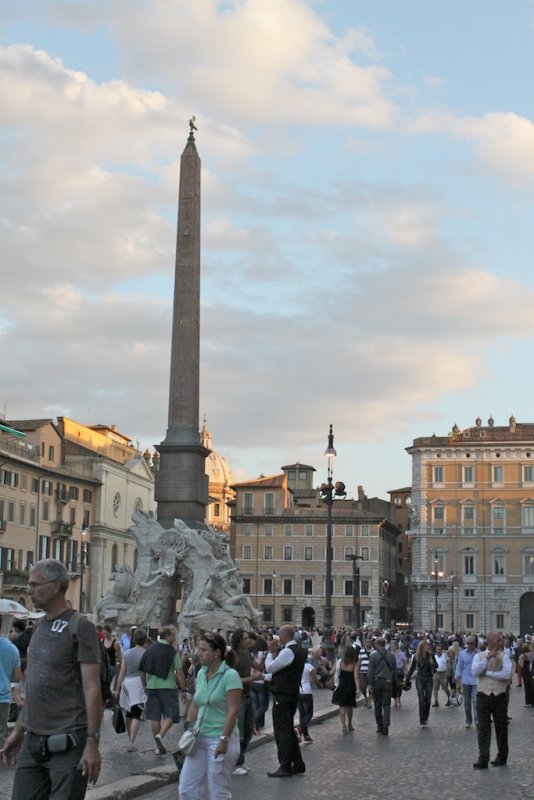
[0,417,156,613]
[229,463,400,630]
[407,416,534,636]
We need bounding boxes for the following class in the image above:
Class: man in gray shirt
[1,559,101,799]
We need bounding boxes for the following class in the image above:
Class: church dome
[201,423,234,486]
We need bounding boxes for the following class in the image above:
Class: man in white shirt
[471,632,512,769]
[432,644,451,707]
[259,625,306,778]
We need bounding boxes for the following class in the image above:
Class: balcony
[51,521,74,537]
[56,489,71,504]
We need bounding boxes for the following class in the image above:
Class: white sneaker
[154,734,167,754]
[233,766,249,775]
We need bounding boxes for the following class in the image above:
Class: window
[52,538,63,561]
[264,493,274,514]
[493,465,503,484]
[524,554,534,577]
[433,466,444,484]
[283,579,292,595]
[522,506,534,530]
[464,553,475,576]
[360,580,369,596]
[42,480,53,496]
[21,474,27,491]
[39,535,50,560]
[304,579,313,595]
[305,524,313,537]
[213,502,220,517]
[66,539,78,571]
[284,546,293,560]
[31,477,39,493]
[82,509,90,530]
[284,524,293,537]
[360,547,369,560]
[432,552,445,573]
[282,607,292,623]
[299,471,307,480]
[492,505,505,526]
[8,500,15,523]
[462,505,475,532]
[436,613,444,629]
[264,578,273,595]
[345,524,353,537]
[345,546,354,558]
[262,606,273,623]
[242,545,252,560]
[524,466,534,483]
[464,588,475,597]
[360,524,369,537]
[463,466,474,484]
[344,579,353,596]
[465,613,474,630]
[243,523,252,536]
[42,501,49,522]
[304,546,313,560]
[433,506,444,521]
[243,493,253,515]
[264,524,273,536]
[496,613,505,629]
[264,545,273,560]
[69,486,79,501]
[70,506,76,525]
[242,578,251,594]
[83,489,93,504]
[48,445,55,461]
[0,547,15,570]
[19,502,25,526]
[30,505,36,528]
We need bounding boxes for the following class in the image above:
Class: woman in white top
[114,628,148,751]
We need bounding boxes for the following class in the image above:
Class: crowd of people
[1,558,533,799]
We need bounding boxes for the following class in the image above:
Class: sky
[2,0,534,500]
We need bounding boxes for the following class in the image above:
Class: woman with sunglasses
[179,632,242,800]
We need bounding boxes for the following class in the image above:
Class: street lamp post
[79,528,88,613]
[431,553,444,631]
[320,425,346,652]
[450,573,456,633]
[346,554,364,628]
[272,569,277,631]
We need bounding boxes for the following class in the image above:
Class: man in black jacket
[367,637,397,736]
[262,625,306,778]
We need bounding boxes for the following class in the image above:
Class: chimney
[509,415,516,432]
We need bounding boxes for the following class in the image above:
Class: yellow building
[407,416,534,635]
[229,464,400,629]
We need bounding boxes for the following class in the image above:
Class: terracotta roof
[231,473,286,489]
[6,419,54,431]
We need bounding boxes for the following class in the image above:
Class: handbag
[177,728,198,755]
[177,668,226,756]
[112,704,126,734]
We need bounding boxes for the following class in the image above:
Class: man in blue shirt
[455,636,478,728]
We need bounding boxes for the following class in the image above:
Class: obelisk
[155,118,210,528]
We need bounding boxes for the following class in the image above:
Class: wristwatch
[86,733,100,743]
[219,735,229,742]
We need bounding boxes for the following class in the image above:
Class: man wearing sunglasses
[1,558,101,799]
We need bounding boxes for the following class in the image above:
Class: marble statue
[94,511,260,639]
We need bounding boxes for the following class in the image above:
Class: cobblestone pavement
[1,686,532,800]
[144,686,533,800]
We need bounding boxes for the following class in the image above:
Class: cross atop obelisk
[155,119,210,529]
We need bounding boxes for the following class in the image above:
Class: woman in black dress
[330,647,358,734]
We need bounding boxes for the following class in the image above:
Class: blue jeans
[462,683,478,725]
[251,683,270,729]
